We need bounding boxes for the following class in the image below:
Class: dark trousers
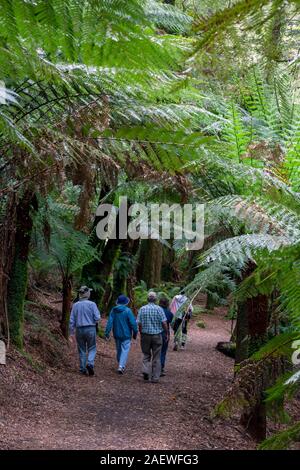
[141,333,162,381]
[173,318,188,345]
[160,331,169,370]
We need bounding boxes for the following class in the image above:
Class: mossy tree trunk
[7,191,38,349]
[0,192,17,345]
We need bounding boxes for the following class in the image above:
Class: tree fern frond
[210,195,300,240]
[145,0,192,34]
[200,234,291,267]
[259,421,300,449]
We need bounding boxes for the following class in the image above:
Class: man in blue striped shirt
[137,291,168,383]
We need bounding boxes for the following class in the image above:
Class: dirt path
[0,313,254,450]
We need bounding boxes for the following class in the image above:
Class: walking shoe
[173,343,178,351]
[160,369,166,377]
[80,369,88,376]
[86,364,95,376]
[180,344,185,350]
[143,373,149,381]
[151,378,159,383]
[118,367,124,375]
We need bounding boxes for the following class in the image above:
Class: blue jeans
[115,338,131,369]
[76,326,97,372]
[161,331,169,370]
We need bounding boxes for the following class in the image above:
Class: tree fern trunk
[235,301,249,365]
[205,292,215,311]
[0,192,17,345]
[61,276,72,339]
[234,261,270,442]
[240,293,269,441]
[7,191,37,349]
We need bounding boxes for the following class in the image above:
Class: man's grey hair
[147,291,157,302]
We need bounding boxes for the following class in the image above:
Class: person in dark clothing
[105,295,138,374]
[159,297,173,376]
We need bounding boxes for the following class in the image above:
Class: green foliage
[133,281,180,308]
[191,305,206,316]
[251,331,300,361]
[97,324,106,339]
[145,1,192,34]
[259,421,300,450]
[30,193,100,283]
[222,102,250,162]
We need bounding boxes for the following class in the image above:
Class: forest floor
[0,298,259,450]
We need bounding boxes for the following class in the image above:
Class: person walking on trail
[170,292,193,351]
[137,291,168,383]
[69,286,101,376]
[105,294,138,375]
[159,297,173,377]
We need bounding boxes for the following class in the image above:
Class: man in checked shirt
[137,291,169,383]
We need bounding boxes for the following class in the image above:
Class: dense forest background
[0,0,300,450]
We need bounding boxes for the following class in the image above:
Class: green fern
[259,421,300,449]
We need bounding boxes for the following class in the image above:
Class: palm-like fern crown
[0,0,199,182]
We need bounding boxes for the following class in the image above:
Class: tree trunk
[161,245,176,282]
[81,181,116,304]
[238,293,269,441]
[235,301,249,365]
[0,192,17,345]
[106,238,140,314]
[247,294,269,355]
[136,239,162,288]
[127,273,138,315]
[61,276,73,339]
[7,191,38,349]
[233,261,270,442]
[205,292,215,310]
[241,401,267,442]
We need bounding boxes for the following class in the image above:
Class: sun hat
[117,294,130,305]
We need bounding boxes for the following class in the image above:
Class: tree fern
[222,102,250,162]
[259,421,300,449]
